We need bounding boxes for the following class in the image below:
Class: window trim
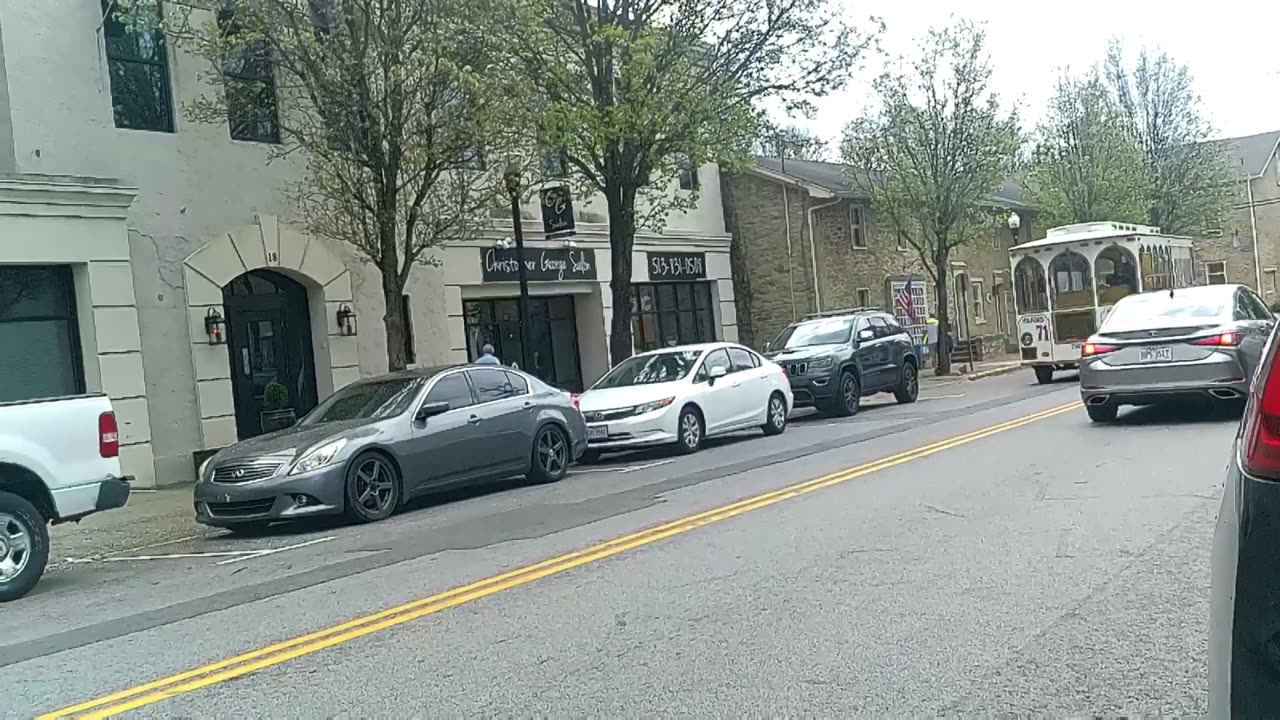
[855,287,871,307]
[218,9,282,144]
[1206,261,1229,285]
[848,204,868,249]
[0,265,87,401]
[101,0,175,133]
[677,155,700,191]
[970,278,986,324]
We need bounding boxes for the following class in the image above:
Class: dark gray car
[765,310,920,417]
[194,365,587,531]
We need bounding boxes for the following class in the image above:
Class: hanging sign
[539,185,576,239]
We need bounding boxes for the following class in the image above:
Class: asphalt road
[0,370,1236,717]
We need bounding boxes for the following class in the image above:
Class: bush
[263,380,289,411]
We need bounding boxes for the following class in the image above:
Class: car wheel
[528,424,570,484]
[1034,366,1054,385]
[0,490,49,603]
[578,448,602,465]
[762,392,788,436]
[675,406,704,454]
[829,372,861,417]
[894,361,919,404]
[1086,403,1118,423]
[343,452,400,524]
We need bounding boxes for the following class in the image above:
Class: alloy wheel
[538,428,567,476]
[681,412,701,449]
[906,364,918,397]
[843,376,858,411]
[353,457,396,514]
[770,397,786,429]
[0,512,31,583]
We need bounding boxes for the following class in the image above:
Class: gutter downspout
[806,198,843,313]
[1248,175,1263,292]
[782,184,797,321]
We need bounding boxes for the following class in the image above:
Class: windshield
[771,318,854,349]
[592,351,701,388]
[301,377,425,425]
[1101,291,1228,331]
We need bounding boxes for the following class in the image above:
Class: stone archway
[182,214,359,449]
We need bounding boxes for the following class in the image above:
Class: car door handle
[467,415,482,425]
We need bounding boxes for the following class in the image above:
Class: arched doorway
[223,269,320,438]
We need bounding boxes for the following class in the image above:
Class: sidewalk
[920,353,1024,388]
[48,487,211,565]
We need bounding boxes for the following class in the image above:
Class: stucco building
[0,1,737,487]
[721,157,1037,359]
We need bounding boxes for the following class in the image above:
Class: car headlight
[632,397,675,416]
[289,439,349,476]
[808,356,835,370]
[198,456,213,483]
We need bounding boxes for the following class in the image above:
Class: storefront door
[463,296,584,392]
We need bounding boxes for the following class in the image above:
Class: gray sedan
[1079,283,1275,422]
[194,364,587,530]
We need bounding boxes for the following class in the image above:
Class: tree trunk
[382,269,408,372]
[606,184,638,365]
[933,249,952,376]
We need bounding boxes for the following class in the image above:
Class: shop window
[101,0,174,133]
[0,266,85,402]
[462,297,583,391]
[848,205,867,249]
[218,9,281,144]
[1206,261,1228,285]
[630,282,716,353]
[401,294,415,364]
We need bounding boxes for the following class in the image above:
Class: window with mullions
[218,10,281,144]
[630,282,715,352]
[0,266,86,403]
[101,0,174,133]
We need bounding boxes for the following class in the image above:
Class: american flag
[895,278,916,321]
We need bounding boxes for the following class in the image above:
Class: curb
[966,364,1023,381]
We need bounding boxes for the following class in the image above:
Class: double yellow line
[42,400,1078,719]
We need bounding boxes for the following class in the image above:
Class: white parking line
[920,393,966,400]
[618,459,675,473]
[214,536,337,566]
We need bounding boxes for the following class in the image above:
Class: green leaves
[1026,71,1149,228]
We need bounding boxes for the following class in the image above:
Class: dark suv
[764,309,920,416]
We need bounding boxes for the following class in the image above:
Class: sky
[789,0,1280,151]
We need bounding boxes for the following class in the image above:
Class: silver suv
[764,309,920,417]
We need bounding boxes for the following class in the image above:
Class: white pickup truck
[0,393,132,601]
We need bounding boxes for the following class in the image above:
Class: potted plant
[260,379,296,432]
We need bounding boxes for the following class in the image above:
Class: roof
[1010,222,1192,252]
[751,155,1033,211]
[1214,130,1280,178]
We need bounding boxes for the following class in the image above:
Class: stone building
[1201,130,1280,302]
[721,156,1038,358]
[0,1,737,487]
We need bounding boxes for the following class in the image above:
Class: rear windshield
[1101,291,1227,331]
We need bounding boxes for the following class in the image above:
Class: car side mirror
[415,400,450,421]
[857,329,875,342]
[707,365,728,384]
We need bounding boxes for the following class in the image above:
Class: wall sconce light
[204,307,227,345]
[336,304,357,336]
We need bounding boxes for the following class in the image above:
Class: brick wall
[722,170,1034,355]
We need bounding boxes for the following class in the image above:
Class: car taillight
[1082,343,1118,357]
[99,411,119,458]
[1243,332,1280,478]
[1192,332,1241,347]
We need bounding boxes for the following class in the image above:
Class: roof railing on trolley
[802,306,883,320]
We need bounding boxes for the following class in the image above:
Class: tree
[755,124,831,162]
[841,22,1021,375]
[506,0,876,363]
[1105,41,1234,236]
[1027,71,1149,227]
[134,0,529,371]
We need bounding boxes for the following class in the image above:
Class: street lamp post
[503,165,533,372]
[1007,211,1021,245]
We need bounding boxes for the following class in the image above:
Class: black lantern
[336,304,357,336]
[204,307,227,345]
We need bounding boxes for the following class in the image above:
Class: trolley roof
[1010,221,1194,255]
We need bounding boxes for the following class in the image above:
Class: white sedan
[576,342,793,461]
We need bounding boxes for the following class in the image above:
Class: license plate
[586,425,608,440]
[1139,345,1172,363]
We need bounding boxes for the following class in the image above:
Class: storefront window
[0,266,85,402]
[630,282,715,353]
[463,296,583,391]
